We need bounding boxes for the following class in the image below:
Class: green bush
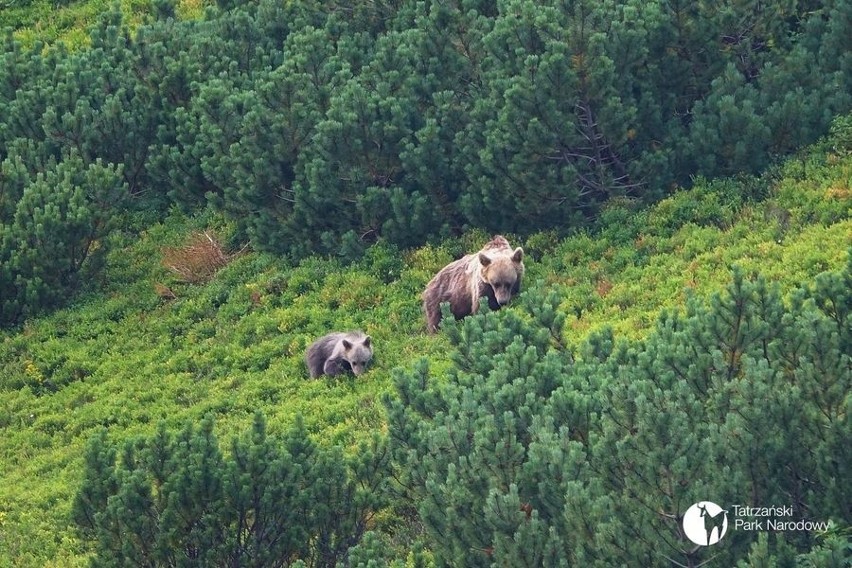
[384,259,850,566]
[646,185,734,237]
[0,156,127,326]
[5,1,852,266]
[73,413,391,567]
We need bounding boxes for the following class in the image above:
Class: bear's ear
[342,339,352,350]
[362,336,371,348]
[512,247,524,263]
[479,253,492,267]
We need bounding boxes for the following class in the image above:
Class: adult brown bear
[422,235,524,333]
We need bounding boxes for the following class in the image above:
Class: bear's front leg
[424,301,441,334]
[323,357,348,376]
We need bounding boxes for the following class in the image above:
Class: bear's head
[342,336,372,375]
[479,247,524,306]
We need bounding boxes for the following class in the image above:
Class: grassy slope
[0,141,849,565]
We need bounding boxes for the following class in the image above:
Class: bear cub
[305,331,373,378]
[422,235,524,333]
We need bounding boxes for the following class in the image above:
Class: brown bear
[422,235,524,333]
[305,331,373,378]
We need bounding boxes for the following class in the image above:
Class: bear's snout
[495,290,513,306]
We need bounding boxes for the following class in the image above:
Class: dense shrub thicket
[1,0,851,324]
[384,261,851,566]
[73,413,390,567]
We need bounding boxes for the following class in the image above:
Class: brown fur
[422,235,524,333]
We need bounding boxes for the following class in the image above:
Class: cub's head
[479,247,524,306]
[342,335,372,376]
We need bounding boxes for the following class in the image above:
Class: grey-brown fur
[305,331,372,378]
[422,235,524,333]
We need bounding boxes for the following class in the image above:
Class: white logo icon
[683,501,728,546]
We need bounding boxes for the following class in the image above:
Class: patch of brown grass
[161,231,237,284]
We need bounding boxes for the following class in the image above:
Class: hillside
[0,131,849,564]
[1,0,850,564]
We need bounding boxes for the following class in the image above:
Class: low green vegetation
[0,132,849,565]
